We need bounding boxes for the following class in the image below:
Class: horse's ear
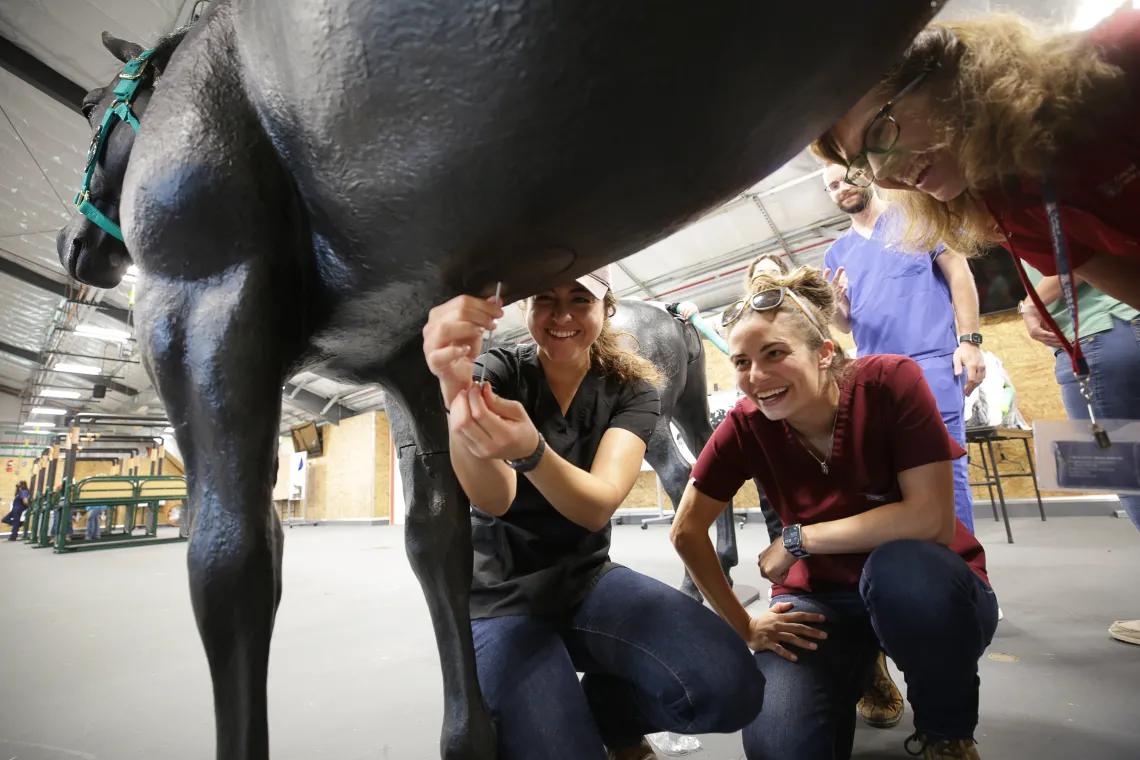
[101,32,145,63]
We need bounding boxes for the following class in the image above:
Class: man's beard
[838,191,871,215]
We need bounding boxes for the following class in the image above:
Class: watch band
[506,433,546,473]
[782,524,810,559]
[958,332,983,346]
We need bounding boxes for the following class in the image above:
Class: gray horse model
[56,2,943,757]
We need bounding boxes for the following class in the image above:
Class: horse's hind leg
[382,356,497,760]
[671,347,739,590]
[643,418,711,601]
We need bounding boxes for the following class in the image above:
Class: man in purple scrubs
[820,161,988,733]
[821,162,984,531]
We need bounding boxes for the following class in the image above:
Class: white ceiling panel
[0,0,187,90]
[0,271,60,351]
[0,230,66,277]
[0,67,90,207]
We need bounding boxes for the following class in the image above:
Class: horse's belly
[236,0,942,303]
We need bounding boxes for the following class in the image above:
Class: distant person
[3,480,30,541]
[1020,262,1140,647]
[86,505,107,540]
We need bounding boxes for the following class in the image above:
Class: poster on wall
[289,451,307,500]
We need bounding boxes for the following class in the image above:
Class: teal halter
[72,48,156,242]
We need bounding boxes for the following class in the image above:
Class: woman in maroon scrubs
[671,267,996,760]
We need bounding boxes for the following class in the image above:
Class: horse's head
[57,32,173,289]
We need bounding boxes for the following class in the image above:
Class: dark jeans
[3,503,26,540]
[742,540,998,760]
[472,567,765,760]
[1056,315,1140,531]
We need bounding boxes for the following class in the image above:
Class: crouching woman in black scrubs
[422,266,765,760]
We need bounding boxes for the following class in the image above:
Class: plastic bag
[647,732,702,755]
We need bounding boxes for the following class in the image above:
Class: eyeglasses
[844,69,932,188]
[720,288,825,336]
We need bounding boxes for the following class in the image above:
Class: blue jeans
[742,540,998,760]
[1056,315,1140,531]
[472,567,765,759]
[4,503,26,540]
[85,507,105,539]
[917,356,974,533]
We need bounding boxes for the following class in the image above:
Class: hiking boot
[858,651,904,728]
[606,737,657,760]
[905,733,981,759]
[1109,619,1140,645]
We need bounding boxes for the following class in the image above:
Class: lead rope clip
[1079,377,1112,449]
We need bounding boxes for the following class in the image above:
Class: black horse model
[57,3,943,758]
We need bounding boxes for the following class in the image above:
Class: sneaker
[857,651,904,729]
[606,738,657,760]
[904,733,980,759]
[1109,619,1140,645]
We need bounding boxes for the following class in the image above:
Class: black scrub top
[469,344,661,619]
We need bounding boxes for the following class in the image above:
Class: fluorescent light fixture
[22,421,55,428]
[31,407,67,416]
[1071,0,1130,30]
[53,363,100,375]
[74,324,132,341]
[39,389,82,399]
[164,426,175,433]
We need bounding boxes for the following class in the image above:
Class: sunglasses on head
[720,288,825,336]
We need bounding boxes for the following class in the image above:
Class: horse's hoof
[441,706,498,760]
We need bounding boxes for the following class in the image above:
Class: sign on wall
[289,451,307,500]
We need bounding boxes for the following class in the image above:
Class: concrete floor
[1,515,1138,760]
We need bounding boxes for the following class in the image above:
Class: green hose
[689,314,729,355]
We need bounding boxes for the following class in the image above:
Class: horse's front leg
[139,267,291,760]
[385,369,497,760]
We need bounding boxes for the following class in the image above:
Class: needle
[477,281,502,386]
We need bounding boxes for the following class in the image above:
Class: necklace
[791,408,838,475]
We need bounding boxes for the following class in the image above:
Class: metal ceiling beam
[282,382,359,424]
[0,34,86,115]
[0,258,132,325]
[46,370,139,398]
[0,342,139,397]
[0,340,38,364]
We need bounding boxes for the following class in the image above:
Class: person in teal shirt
[1020,263,1140,647]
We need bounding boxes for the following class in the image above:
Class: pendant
[820,462,829,475]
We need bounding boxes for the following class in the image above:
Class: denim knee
[663,639,766,734]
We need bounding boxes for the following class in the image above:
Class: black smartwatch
[782,523,810,559]
[505,433,546,473]
[958,333,983,346]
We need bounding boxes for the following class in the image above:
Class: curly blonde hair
[730,267,849,380]
[591,291,663,386]
[811,13,1127,254]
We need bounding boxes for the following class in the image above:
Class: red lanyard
[995,177,1110,448]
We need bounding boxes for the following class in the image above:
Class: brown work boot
[904,733,981,759]
[606,737,658,760]
[857,651,904,728]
